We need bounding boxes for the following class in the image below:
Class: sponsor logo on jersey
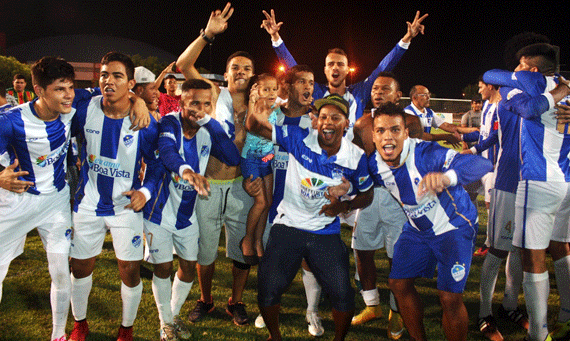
[172,173,195,191]
[86,128,100,134]
[160,132,176,141]
[35,141,69,167]
[358,175,369,185]
[88,154,131,178]
[404,199,437,219]
[123,135,134,148]
[300,177,328,199]
[200,145,210,157]
[451,263,466,282]
[443,150,457,170]
[272,152,288,170]
[301,154,312,163]
[132,235,142,248]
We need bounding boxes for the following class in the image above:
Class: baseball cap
[314,94,349,118]
[134,66,156,84]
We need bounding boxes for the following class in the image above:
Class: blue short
[241,155,273,180]
[389,222,477,293]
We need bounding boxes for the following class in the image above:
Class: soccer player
[483,43,570,341]
[261,9,428,141]
[368,102,493,341]
[143,79,240,340]
[248,93,373,341]
[0,57,75,341]
[68,52,161,341]
[175,3,255,326]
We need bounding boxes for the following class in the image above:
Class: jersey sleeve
[158,115,187,174]
[0,112,14,155]
[201,115,241,166]
[140,116,163,195]
[348,153,373,195]
[273,39,298,70]
[432,113,446,128]
[367,152,386,187]
[462,131,480,142]
[272,124,307,153]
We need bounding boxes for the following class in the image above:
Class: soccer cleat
[117,325,133,341]
[173,315,191,339]
[52,335,67,341]
[478,316,504,341]
[226,297,249,325]
[188,299,215,323]
[254,314,266,328]
[388,309,405,340]
[160,323,178,341]
[550,319,570,340]
[69,320,89,341]
[351,305,384,325]
[306,311,325,337]
[497,305,529,330]
[474,246,489,257]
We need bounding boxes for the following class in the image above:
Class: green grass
[0,198,561,340]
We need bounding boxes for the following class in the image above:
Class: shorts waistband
[208,176,243,185]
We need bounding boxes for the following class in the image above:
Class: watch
[200,29,214,44]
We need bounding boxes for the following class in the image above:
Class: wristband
[200,29,214,44]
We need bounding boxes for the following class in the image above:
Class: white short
[482,172,495,203]
[514,180,570,249]
[485,189,515,251]
[195,177,252,265]
[71,209,144,261]
[0,187,72,265]
[143,219,199,263]
[351,187,407,258]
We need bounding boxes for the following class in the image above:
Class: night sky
[2,1,567,98]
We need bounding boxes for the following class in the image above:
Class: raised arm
[176,2,234,86]
[153,62,176,90]
[261,9,297,70]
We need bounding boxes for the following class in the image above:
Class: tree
[0,56,32,91]
[130,54,171,79]
[462,83,478,99]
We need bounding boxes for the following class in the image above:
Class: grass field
[0,196,562,340]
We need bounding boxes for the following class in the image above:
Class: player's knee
[438,291,463,312]
[328,285,355,312]
[233,260,251,271]
[153,262,173,279]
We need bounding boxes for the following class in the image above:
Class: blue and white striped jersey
[271,125,373,234]
[273,39,407,141]
[368,139,492,235]
[73,95,161,216]
[485,70,570,182]
[404,104,445,133]
[143,113,240,230]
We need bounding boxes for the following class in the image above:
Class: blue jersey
[144,113,240,229]
[274,39,407,140]
[73,95,161,216]
[368,138,492,235]
[485,70,570,182]
[268,112,313,225]
[464,101,499,164]
[272,124,373,234]
[404,104,445,133]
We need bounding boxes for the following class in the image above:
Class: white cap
[134,66,156,84]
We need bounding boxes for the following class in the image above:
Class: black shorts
[257,224,354,312]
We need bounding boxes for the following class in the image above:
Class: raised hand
[261,9,283,41]
[402,11,428,43]
[204,2,234,38]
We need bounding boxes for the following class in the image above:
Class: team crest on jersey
[504,221,512,232]
[300,177,328,199]
[123,135,134,148]
[451,263,466,282]
[65,228,72,241]
[200,145,210,157]
[414,177,420,186]
[331,168,343,180]
[132,235,142,248]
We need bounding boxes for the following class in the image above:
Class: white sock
[71,273,92,321]
[0,262,9,303]
[479,252,502,318]
[152,275,172,325]
[302,268,321,313]
[523,271,549,341]
[121,281,143,327]
[503,249,523,310]
[361,288,380,306]
[389,291,398,312]
[554,255,570,322]
[171,274,193,317]
[47,253,71,340]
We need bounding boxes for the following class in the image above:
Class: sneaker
[388,309,405,340]
[478,316,504,341]
[188,299,215,323]
[117,325,133,341]
[497,305,529,330]
[351,305,383,325]
[474,246,489,257]
[226,297,249,325]
[550,319,570,340]
[306,311,325,337]
[160,324,178,341]
[69,320,89,341]
[255,314,266,329]
[173,315,191,339]
[52,335,67,341]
